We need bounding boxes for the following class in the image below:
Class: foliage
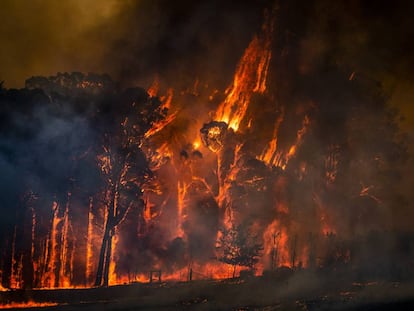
[216,224,263,271]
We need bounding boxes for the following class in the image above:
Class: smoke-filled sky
[1,0,413,146]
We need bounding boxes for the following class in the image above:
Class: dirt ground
[2,271,414,310]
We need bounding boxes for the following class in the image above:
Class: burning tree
[94,88,166,287]
[216,224,263,278]
[1,1,413,291]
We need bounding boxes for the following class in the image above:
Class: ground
[1,271,414,310]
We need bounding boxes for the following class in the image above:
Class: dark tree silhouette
[94,88,166,287]
[216,223,263,278]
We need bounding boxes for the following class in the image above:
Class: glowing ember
[0,301,58,309]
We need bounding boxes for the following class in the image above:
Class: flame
[144,86,175,139]
[0,301,58,309]
[192,139,201,150]
[0,7,359,289]
[262,221,291,269]
[215,11,273,131]
[177,180,188,238]
[259,109,285,166]
[284,115,310,164]
[47,201,59,287]
[144,110,178,139]
[260,114,310,170]
[9,225,21,289]
[85,198,95,285]
[108,234,119,286]
[59,195,71,288]
[147,76,160,98]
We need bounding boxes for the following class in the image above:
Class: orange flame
[262,220,291,269]
[0,301,58,309]
[260,114,310,170]
[85,198,95,285]
[259,109,285,166]
[147,76,160,98]
[215,12,273,131]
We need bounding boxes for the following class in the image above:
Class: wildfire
[0,301,58,309]
[2,3,377,292]
[144,110,178,139]
[215,10,273,131]
[262,221,292,271]
[260,114,310,170]
[259,108,285,166]
[85,198,95,285]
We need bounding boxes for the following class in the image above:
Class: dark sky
[0,0,413,146]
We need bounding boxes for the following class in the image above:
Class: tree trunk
[102,233,113,286]
[94,232,109,287]
[94,215,113,287]
[95,192,116,287]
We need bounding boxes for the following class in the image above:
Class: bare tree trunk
[94,232,108,287]
[94,219,112,287]
[95,191,116,287]
[102,233,113,287]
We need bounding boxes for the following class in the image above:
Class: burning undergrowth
[0,2,413,292]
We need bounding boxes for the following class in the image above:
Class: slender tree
[94,88,166,286]
[216,223,263,278]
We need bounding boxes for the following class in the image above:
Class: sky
[0,0,413,146]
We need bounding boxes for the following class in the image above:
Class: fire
[144,110,178,139]
[192,139,201,150]
[147,76,160,98]
[85,198,95,285]
[176,180,189,238]
[313,193,336,236]
[284,115,310,164]
[144,84,175,139]
[108,234,119,285]
[260,114,310,170]
[262,221,292,269]
[215,11,273,131]
[259,109,285,166]
[3,4,379,291]
[0,301,58,309]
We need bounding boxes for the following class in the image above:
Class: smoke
[1,0,414,292]
[0,0,126,88]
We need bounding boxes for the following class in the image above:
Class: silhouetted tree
[94,88,166,287]
[216,223,263,278]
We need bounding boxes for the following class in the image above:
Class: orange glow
[193,139,201,150]
[260,114,310,170]
[215,12,273,131]
[59,197,71,288]
[262,221,291,269]
[313,193,336,235]
[259,110,284,166]
[85,198,95,285]
[177,180,188,238]
[284,115,310,164]
[147,76,160,97]
[46,201,59,288]
[1,6,361,290]
[144,110,178,139]
[108,234,119,286]
[0,301,58,309]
